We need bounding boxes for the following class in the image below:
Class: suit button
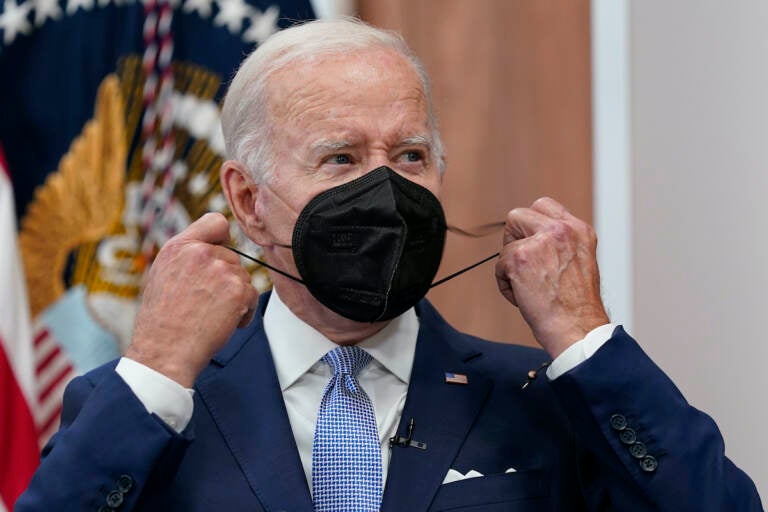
[609,414,627,431]
[117,474,134,493]
[106,490,124,508]
[619,428,636,445]
[629,441,647,459]
[640,455,658,472]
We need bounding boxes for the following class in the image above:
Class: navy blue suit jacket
[17,294,763,511]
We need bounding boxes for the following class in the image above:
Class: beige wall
[360,0,593,345]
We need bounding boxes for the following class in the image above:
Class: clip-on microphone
[389,418,427,450]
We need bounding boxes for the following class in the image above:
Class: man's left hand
[495,197,609,358]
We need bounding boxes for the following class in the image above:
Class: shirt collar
[263,289,419,391]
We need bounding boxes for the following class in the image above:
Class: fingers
[238,306,258,328]
[503,197,582,244]
[504,207,552,242]
[160,213,240,266]
[233,265,260,328]
[496,197,607,357]
[530,197,571,220]
[176,212,231,245]
[208,244,242,266]
[494,248,518,307]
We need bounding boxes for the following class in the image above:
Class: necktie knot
[323,345,372,379]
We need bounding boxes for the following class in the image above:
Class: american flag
[0,0,314,508]
[444,372,469,385]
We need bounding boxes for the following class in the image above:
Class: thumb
[176,212,231,245]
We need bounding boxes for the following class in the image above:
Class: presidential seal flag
[0,0,314,505]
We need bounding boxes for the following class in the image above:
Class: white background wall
[596,0,768,500]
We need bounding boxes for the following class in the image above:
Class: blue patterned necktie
[312,345,383,512]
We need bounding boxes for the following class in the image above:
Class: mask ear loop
[226,245,304,284]
[429,252,500,288]
[430,221,506,289]
[446,221,505,238]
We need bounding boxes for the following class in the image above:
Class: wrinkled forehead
[264,47,429,122]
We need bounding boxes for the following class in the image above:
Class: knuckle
[511,245,530,266]
[496,248,518,274]
[209,256,230,274]
[186,243,213,264]
[228,272,255,303]
[547,221,572,242]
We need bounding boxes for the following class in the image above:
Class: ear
[220,160,269,245]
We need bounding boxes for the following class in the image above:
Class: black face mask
[230,166,501,323]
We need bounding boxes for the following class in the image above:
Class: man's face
[255,47,443,254]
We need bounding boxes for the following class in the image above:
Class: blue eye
[330,154,352,165]
[403,151,423,162]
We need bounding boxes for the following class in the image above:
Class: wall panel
[359,0,593,345]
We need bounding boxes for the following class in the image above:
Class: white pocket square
[441,467,516,484]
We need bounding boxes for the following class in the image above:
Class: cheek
[258,184,312,241]
[419,172,443,200]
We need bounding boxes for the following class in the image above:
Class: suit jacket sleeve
[15,366,192,512]
[549,327,763,511]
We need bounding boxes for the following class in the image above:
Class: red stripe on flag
[0,143,8,180]
[38,363,73,404]
[35,345,61,375]
[37,404,63,443]
[33,329,49,348]
[0,337,39,507]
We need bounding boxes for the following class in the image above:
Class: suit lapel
[381,302,493,512]
[195,294,313,511]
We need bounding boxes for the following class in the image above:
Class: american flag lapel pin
[445,372,469,385]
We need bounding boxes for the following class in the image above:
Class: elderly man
[17,18,761,512]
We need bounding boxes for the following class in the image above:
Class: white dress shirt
[115,291,619,489]
[263,289,417,489]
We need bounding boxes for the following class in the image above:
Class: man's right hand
[125,213,260,388]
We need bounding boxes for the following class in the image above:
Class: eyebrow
[309,139,355,153]
[398,135,432,148]
[308,135,433,154]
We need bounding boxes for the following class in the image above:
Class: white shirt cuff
[115,357,194,433]
[546,323,619,380]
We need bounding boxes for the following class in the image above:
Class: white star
[188,173,209,195]
[65,0,93,15]
[252,272,269,292]
[188,101,218,139]
[32,0,61,27]
[182,0,211,18]
[207,194,227,212]
[171,161,188,180]
[243,5,278,44]
[213,0,250,34]
[0,0,32,45]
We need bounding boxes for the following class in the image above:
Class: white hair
[220,17,445,183]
